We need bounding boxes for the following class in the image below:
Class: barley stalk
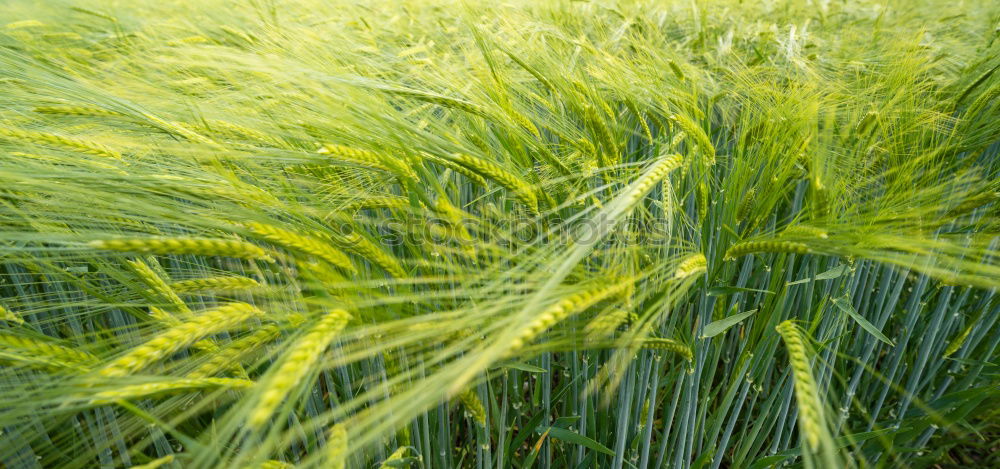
[99,303,264,378]
[736,187,756,224]
[248,309,351,428]
[585,104,619,161]
[129,261,225,355]
[141,114,219,146]
[580,337,692,360]
[205,119,278,146]
[6,19,45,29]
[697,181,709,221]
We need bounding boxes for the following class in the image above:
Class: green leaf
[553,416,581,428]
[521,428,549,468]
[748,427,900,469]
[508,412,547,456]
[700,309,757,338]
[382,457,419,467]
[496,361,547,373]
[786,264,849,286]
[832,297,895,346]
[535,426,615,456]
[707,286,773,296]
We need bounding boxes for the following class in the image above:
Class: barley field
[1,0,999,468]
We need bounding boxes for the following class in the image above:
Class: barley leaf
[497,361,547,373]
[700,309,758,338]
[832,297,895,346]
[786,264,849,286]
[536,426,615,456]
[707,286,773,296]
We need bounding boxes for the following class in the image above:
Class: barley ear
[125,259,191,315]
[724,240,810,261]
[98,303,264,378]
[90,237,273,262]
[88,377,253,405]
[248,309,351,429]
[379,447,409,469]
[0,127,122,159]
[1,305,25,325]
[667,113,715,165]
[246,222,356,273]
[674,253,707,279]
[168,276,260,293]
[0,333,100,372]
[457,388,488,427]
[325,424,349,469]
[775,321,827,451]
[128,455,175,469]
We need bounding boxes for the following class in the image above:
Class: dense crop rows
[1,0,999,467]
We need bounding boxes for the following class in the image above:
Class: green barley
[189,325,281,378]
[724,240,810,260]
[128,455,175,469]
[248,309,351,428]
[457,388,487,426]
[99,303,264,378]
[168,276,260,293]
[674,253,707,279]
[444,153,538,212]
[0,333,99,371]
[331,231,406,278]
[89,377,253,405]
[667,113,715,165]
[0,305,24,325]
[90,237,274,262]
[246,222,355,273]
[775,320,826,450]
[325,424,348,469]
[0,127,121,159]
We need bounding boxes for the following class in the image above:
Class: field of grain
[1,0,999,467]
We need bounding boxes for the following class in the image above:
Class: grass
[0,0,999,467]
